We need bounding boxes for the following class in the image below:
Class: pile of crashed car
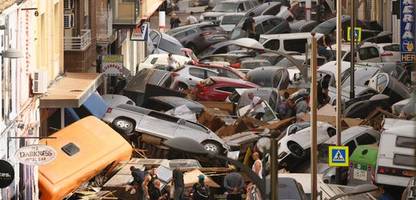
[37,1,415,199]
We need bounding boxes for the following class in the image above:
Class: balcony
[64,29,92,51]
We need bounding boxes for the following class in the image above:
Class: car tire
[287,141,305,158]
[112,118,135,136]
[202,141,222,154]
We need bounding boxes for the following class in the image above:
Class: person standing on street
[242,12,256,40]
[224,172,245,200]
[128,166,147,200]
[172,169,185,200]
[170,13,181,29]
[186,11,198,25]
[142,165,159,200]
[246,92,265,120]
[191,175,210,200]
[251,152,263,179]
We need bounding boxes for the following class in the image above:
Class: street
[0,0,415,200]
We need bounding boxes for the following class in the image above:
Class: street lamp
[328,184,378,200]
[163,137,266,197]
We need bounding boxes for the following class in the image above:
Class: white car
[376,43,401,63]
[138,54,191,71]
[278,121,336,163]
[330,43,382,63]
[171,65,218,90]
[219,13,245,33]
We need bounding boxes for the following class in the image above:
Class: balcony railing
[64,29,91,51]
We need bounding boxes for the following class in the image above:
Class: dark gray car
[231,15,290,39]
[247,67,290,89]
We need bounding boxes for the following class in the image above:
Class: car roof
[260,32,324,40]
[253,15,280,22]
[209,76,257,86]
[149,96,204,109]
[325,126,378,144]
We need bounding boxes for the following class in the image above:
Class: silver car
[102,104,229,154]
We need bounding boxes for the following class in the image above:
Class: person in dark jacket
[191,175,210,200]
[143,165,159,200]
[170,13,181,29]
[223,172,245,200]
[242,12,256,40]
[172,169,184,200]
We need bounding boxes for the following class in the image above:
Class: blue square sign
[328,146,349,167]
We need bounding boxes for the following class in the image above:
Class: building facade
[0,0,63,199]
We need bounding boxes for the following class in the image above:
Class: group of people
[170,11,198,29]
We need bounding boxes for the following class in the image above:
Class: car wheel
[202,141,221,154]
[112,118,135,135]
[287,141,305,158]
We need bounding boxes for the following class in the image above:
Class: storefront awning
[39,73,104,108]
[141,0,165,20]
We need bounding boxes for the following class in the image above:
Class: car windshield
[158,39,182,54]
[222,15,244,25]
[213,2,238,12]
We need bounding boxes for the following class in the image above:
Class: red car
[195,76,258,101]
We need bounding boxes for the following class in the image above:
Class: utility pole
[306,0,312,21]
[310,32,318,200]
[350,0,356,99]
[335,0,343,184]
[270,130,280,200]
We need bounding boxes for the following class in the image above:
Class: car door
[138,111,179,139]
[358,46,381,62]
[265,18,289,34]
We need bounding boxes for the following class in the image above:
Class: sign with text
[0,160,14,188]
[347,27,362,43]
[328,146,349,167]
[400,0,415,63]
[102,55,124,76]
[15,144,57,166]
[131,22,149,41]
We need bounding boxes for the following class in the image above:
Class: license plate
[353,168,368,181]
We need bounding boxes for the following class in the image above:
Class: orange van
[39,116,132,200]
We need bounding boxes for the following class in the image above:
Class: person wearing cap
[191,175,210,200]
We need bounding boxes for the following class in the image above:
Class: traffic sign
[130,22,149,41]
[328,146,349,167]
[347,27,362,43]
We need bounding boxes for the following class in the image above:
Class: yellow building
[36,0,64,82]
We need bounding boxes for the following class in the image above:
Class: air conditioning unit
[64,14,74,28]
[32,71,48,94]
[64,0,74,10]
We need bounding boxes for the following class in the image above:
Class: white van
[375,120,416,187]
[259,32,324,54]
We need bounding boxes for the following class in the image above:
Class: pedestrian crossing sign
[328,146,349,167]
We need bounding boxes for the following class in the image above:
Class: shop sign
[400,0,415,63]
[0,160,14,188]
[102,55,124,76]
[15,144,56,166]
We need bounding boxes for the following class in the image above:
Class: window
[396,136,416,149]
[255,24,264,34]
[263,39,280,51]
[150,57,158,64]
[393,154,416,167]
[237,3,244,11]
[216,87,236,93]
[283,39,308,53]
[383,44,400,51]
[261,20,275,33]
[263,4,282,15]
[216,69,239,79]
[346,141,357,155]
[189,68,207,79]
[359,47,380,60]
[185,29,197,36]
[158,39,182,54]
[356,133,377,145]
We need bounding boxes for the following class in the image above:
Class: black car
[231,15,290,39]
[167,23,228,55]
[246,67,290,89]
